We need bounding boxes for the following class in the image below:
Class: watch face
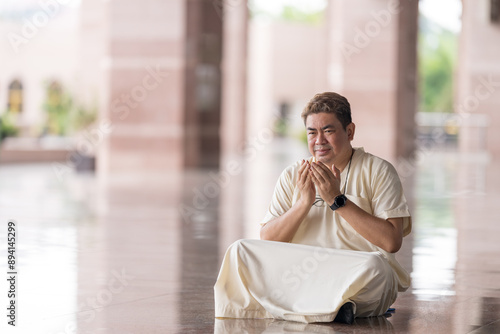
[335,195,346,207]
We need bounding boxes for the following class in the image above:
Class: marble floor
[1,138,499,334]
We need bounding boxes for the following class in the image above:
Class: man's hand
[297,160,316,207]
[309,162,342,206]
[260,160,316,242]
[310,161,404,253]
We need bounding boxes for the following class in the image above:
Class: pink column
[220,1,248,163]
[183,0,224,168]
[457,0,500,158]
[327,0,418,162]
[218,1,249,258]
[98,0,187,174]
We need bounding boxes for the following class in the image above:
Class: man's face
[305,112,354,167]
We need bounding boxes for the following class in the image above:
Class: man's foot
[334,302,354,325]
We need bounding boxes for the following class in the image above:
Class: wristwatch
[330,194,347,211]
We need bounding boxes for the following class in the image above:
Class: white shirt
[261,147,412,290]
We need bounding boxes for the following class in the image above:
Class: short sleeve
[260,167,295,226]
[371,162,412,237]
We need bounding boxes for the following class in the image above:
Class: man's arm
[336,203,403,253]
[260,198,312,242]
[310,161,404,253]
[260,160,316,242]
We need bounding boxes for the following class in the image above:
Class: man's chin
[314,155,331,165]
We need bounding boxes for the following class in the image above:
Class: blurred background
[2,0,495,169]
[1,0,500,333]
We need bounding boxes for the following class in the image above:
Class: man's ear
[347,123,355,141]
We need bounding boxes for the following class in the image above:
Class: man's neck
[335,147,354,172]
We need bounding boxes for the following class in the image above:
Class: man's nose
[315,132,326,144]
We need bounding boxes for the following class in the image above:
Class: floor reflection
[0,164,83,333]
[411,152,458,300]
[177,171,220,333]
[412,228,457,299]
[1,142,500,333]
[215,315,394,334]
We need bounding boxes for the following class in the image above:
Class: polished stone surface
[1,139,499,333]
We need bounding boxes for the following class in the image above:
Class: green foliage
[70,104,98,132]
[43,82,74,135]
[42,82,97,136]
[273,118,288,136]
[0,112,19,141]
[418,16,458,113]
[248,1,326,25]
[298,129,307,145]
[280,5,325,24]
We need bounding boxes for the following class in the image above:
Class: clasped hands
[297,159,343,208]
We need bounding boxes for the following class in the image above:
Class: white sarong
[214,239,398,323]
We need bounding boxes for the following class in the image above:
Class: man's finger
[311,162,330,182]
[309,164,322,183]
[331,164,341,180]
[316,161,331,172]
[299,159,306,170]
[310,169,318,183]
[316,161,335,177]
[305,171,314,187]
[311,167,329,188]
[300,163,314,189]
[298,160,308,179]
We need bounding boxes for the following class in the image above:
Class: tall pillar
[327,0,418,162]
[218,1,248,258]
[184,0,223,168]
[457,0,500,158]
[220,1,248,162]
[100,0,187,174]
[78,0,106,110]
[99,0,223,175]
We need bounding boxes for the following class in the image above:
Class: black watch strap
[330,194,347,211]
